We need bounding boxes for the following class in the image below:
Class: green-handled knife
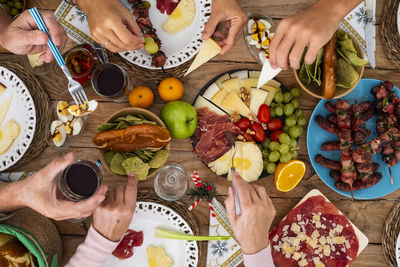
[156,228,230,241]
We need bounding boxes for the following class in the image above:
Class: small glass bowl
[243,10,276,65]
[154,162,188,201]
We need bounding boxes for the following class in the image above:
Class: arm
[225,172,276,266]
[269,0,363,70]
[0,9,67,62]
[202,0,247,55]
[76,0,144,52]
[66,174,138,267]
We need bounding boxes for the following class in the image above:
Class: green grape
[6,1,13,7]
[292,99,299,109]
[14,1,22,9]
[266,162,277,174]
[143,1,151,8]
[268,141,280,151]
[10,7,17,15]
[291,150,299,160]
[262,148,269,159]
[275,105,283,117]
[299,126,304,136]
[283,92,293,103]
[144,37,159,54]
[279,143,290,154]
[262,137,271,149]
[284,103,295,116]
[280,153,291,163]
[3,4,10,12]
[270,102,276,108]
[289,138,298,148]
[263,160,269,170]
[269,151,280,162]
[285,117,296,127]
[274,92,284,103]
[297,116,307,126]
[295,109,303,118]
[290,88,301,98]
[289,126,302,138]
[270,108,276,118]
[279,133,290,144]
[282,124,290,133]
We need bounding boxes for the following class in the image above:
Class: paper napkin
[207,198,243,267]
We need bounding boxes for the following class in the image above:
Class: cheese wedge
[249,71,261,79]
[241,78,258,92]
[211,88,229,107]
[0,83,6,97]
[203,82,220,100]
[162,0,195,34]
[215,73,230,89]
[221,92,252,117]
[266,79,281,88]
[194,95,227,116]
[250,88,269,114]
[221,78,240,93]
[261,85,278,105]
[147,246,172,267]
[27,52,44,68]
[185,38,221,76]
[0,95,12,127]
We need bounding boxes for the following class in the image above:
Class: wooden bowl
[98,107,170,179]
[294,32,365,99]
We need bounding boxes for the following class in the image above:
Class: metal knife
[257,58,282,89]
[365,1,376,69]
[225,132,241,216]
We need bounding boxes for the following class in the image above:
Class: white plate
[0,67,36,171]
[103,201,198,267]
[397,3,400,36]
[119,0,212,69]
[396,231,400,267]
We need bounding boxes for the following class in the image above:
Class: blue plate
[307,79,400,199]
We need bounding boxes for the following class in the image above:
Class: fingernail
[64,152,74,161]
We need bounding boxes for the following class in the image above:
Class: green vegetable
[148,149,169,169]
[103,151,115,165]
[338,39,357,54]
[339,47,369,67]
[336,29,349,41]
[97,122,118,132]
[155,227,230,241]
[336,58,359,88]
[298,63,310,84]
[110,153,127,175]
[122,157,150,180]
[115,121,130,130]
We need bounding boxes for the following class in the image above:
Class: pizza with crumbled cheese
[269,195,359,267]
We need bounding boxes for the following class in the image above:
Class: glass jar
[154,162,188,201]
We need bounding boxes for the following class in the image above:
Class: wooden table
[1,0,400,266]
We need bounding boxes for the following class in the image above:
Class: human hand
[225,172,276,254]
[202,0,247,55]
[77,0,144,52]
[0,9,67,63]
[18,153,107,221]
[269,0,360,70]
[93,174,138,242]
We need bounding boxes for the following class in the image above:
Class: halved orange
[274,160,306,192]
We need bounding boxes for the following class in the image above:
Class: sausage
[327,114,337,125]
[321,140,340,151]
[315,154,341,170]
[382,81,393,90]
[93,124,171,152]
[329,170,341,181]
[324,101,336,113]
[352,102,372,115]
[315,115,338,134]
[322,32,338,99]
[335,172,382,191]
[358,108,374,122]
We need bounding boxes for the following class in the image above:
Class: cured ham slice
[112,230,143,260]
[156,0,180,15]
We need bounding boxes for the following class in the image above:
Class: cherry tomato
[235,118,251,131]
[270,130,284,142]
[257,104,271,123]
[250,123,266,142]
[267,118,283,131]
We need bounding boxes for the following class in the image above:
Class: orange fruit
[129,86,154,108]
[158,77,184,101]
[274,160,306,192]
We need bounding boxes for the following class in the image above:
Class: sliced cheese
[250,88,269,114]
[208,147,233,175]
[221,78,240,93]
[185,38,221,76]
[261,85,278,105]
[147,246,172,267]
[0,95,12,126]
[240,78,258,92]
[249,70,261,78]
[162,0,195,34]
[221,92,252,117]
[203,82,220,100]
[229,70,248,79]
[0,83,6,97]
[27,52,44,68]
[194,95,227,116]
[240,142,263,182]
[215,73,230,89]
[211,88,229,107]
[266,79,281,88]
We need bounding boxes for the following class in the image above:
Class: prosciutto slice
[156,0,180,15]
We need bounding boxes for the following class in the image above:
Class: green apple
[160,101,197,139]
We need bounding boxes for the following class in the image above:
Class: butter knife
[257,58,282,89]
[365,1,376,69]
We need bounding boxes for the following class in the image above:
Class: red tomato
[250,123,266,142]
[257,104,271,123]
[267,118,283,131]
[235,118,251,130]
[270,130,284,142]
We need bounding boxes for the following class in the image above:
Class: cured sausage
[322,32,338,99]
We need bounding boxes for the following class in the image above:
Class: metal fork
[29,7,88,105]
[225,132,242,216]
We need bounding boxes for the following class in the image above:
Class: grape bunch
[261,87,307,174]
[1,0,24,16]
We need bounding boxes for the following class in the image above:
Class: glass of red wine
[91,63,131,102]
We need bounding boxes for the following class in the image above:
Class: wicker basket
[382,200,400,266]
[381,0,400,69]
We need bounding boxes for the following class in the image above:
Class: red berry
[196,183,202,188]
[207,185,212,191]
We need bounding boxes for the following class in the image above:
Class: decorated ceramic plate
[102,202,198,267]
[118,0,211,69]
[396,231,400,266]
[307,79,400,199]
[0,66,36,171]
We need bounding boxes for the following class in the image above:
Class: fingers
[122,9,144,42]
[43,152,75,179]
[124,174,138,209]
[40,10,67,47]
[289,38,308,70]
[253,185,268,201]
[92,32,121,53]
[232,172,252,206]
[304,42,322,65]
[269,20,288,68]
[202,13,221,40]
[115,186,125,203]
[21,30,48,46]
[221,17,245,55]
[72,185,107,216]
[224,187,237,224]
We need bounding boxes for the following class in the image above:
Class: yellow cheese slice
[215,73,230,89]
[221,92,252,117]
[265,79,281,88]
[194,95,227,116]
[211,88,228,107]
[162,0,195,34]
[240,78,258,92]
[261,85,278,105]
[147,246,172,267]
[27,52,44,68]
[185,38,221,76]
[221,78,240,93]
[0,95,12,127]
[250,88,269,114]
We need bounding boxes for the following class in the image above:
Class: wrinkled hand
[93,174,138,242]
[77,0,144,52]
[202,0,247,55]
[225,172,276,254]
[18,153,107,221]
[0,9,67,62]
[269,0,359,70]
